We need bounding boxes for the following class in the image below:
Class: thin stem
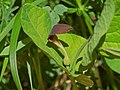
[32,57,45,90]
[107,69,117,90]
[101,65,117,90]
[68,75,78,90]
[83,0,89,7]
[61,0,76,7]
[79,16,87,38]
[83,11,93,35]
[92,66,102,88]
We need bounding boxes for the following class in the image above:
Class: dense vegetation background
[0,0,120,90]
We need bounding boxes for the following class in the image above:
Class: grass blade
[0,16,15,42]
[0,57,9,82]
[26,61,34,90]
[9,9,22,90]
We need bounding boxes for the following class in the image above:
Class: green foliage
[100,0,120,74]
[82,0,115,66]
[0,0,120,90]
[9,9,22,90]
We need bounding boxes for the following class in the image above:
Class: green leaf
[9,9,22,90]
[57,34,86,70]
[75,74,94,87]
[0,16,15,42]
[100,48,120,58]
[43,6,60,26]
[105,58,120,74]
[0,38,5,53]
[50,11,60,26]
[0,38,31,56]
[82,0,115,66]
[0,57,9,82]
[21,4,69,74]
[54,4,68,16]
[67,8,77,13]
[100,1,120,74]
[26,61,34,90]
[21,4,50,44]
[32,0,46,5]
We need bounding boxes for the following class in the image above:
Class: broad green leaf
[100,1,120,74]
[21,4,50,44]
[82,0,115,66]
[105,58,120,74]
[0,57,9,82]
[54,4,68,16]
[57,34,86,70]
[9,9,22,90]
[21,4,69,74]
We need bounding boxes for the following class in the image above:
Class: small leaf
[50,11,60,26]
[75,74,94,87]
[67,8,77,13]
[54,4,68,16]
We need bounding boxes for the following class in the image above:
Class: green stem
[79,16,87,38]
[101,65,117,90]
[76,0,93,35]
[68,75,78,90]
[107,69,117,90]
[32,57,45,90]
[92,66,102,88]
[82,11,93,35]
[83,0,89,7]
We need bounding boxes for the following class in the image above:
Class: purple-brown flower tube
[48,24,73,65]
